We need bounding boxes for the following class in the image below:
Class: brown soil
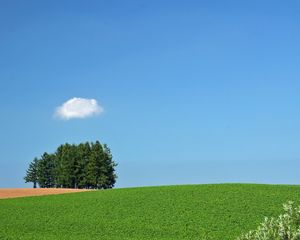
[0,188,90,199]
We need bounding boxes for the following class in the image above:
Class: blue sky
[1,1,300,188]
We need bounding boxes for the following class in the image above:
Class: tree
[85,142,100,189]
[55,144,77,188]
[102,144,117,189]
[37,153,56,188]
[76,142,91,189]
[24,158,39,188]
[25,141,117,189]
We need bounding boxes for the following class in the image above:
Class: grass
[1,184,300,239]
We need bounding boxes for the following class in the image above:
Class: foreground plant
[237,201,300,240]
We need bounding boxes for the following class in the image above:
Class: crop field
[1,184,300,240]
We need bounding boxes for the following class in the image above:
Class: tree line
[24,141,117,189]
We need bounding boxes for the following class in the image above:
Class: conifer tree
[55,144,64,188]
[25,141,117,189]
[76,142,90,188]
[56,144,76,188]
[24,158,39,188]
[86,142,99,189]
[103,144,117,189]
[37,153,56,188]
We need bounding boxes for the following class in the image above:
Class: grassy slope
[1,184,300,240]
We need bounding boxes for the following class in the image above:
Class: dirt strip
[0,188,90,199]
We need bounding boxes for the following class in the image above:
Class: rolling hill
[1,184,300,239]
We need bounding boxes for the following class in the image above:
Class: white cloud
[54,97,103,120]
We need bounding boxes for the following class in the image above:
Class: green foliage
[24,158,38,188]
[2,184,300,239]
[237,201,300,240]
[24,141,117,189]
[36,153,56,188]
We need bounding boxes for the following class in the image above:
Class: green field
[1,184,300,240]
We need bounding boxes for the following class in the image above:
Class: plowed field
[0,188,89,199]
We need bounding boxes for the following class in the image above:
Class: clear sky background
[1,1,300,188]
